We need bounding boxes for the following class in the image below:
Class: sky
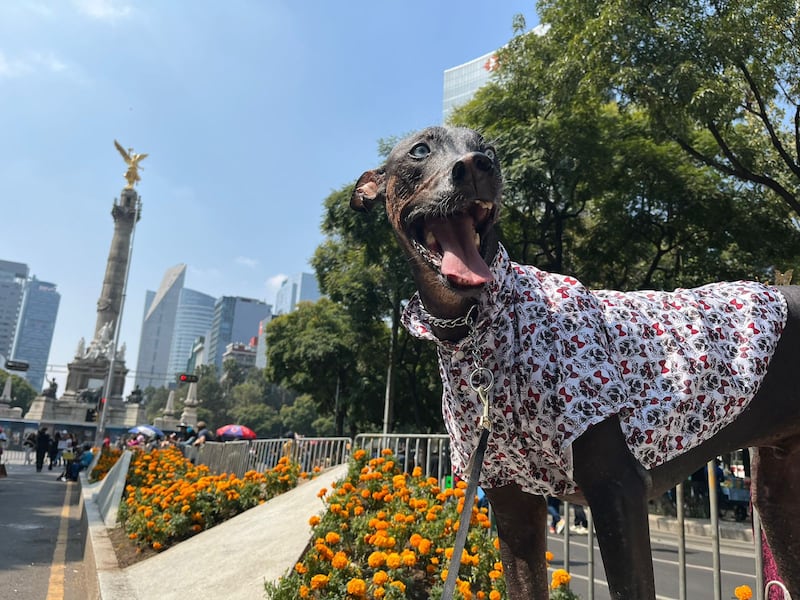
[0,0,538,394]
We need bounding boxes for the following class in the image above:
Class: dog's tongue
[427,215,493,286]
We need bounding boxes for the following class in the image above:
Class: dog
[351,126,800,599]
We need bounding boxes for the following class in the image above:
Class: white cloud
[235,256,259,269]
[73,0,132,20]
[0,50,68,79]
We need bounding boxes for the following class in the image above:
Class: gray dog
[351,126,800,599]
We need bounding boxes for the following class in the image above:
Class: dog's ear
[351,169,386,212]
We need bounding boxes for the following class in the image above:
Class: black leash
[442,368,493,600]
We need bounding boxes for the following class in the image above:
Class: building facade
[167,288,215,381]
[11,277,60,391]
[0,260,29,359]
[206,296,272,373]
[273,272,320,315]
[442,50,498,122]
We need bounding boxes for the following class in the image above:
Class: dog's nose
[452,152,494,183]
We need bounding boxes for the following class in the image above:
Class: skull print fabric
[402,244,787,496]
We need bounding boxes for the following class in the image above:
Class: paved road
[0,461,92,600]
[546,527,756,600]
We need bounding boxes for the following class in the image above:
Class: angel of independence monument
[26,141,148,432]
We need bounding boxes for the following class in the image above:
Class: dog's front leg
[572,416,656,600]
[484,485,549,599]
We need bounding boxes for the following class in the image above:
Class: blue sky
[0,0,537,393]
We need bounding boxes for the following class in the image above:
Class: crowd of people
[16,426,95,481]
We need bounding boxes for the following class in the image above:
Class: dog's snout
[451,152,494,184]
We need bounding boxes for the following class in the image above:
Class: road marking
[46,482,72,600]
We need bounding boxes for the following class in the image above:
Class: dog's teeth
[474,231,481,247]
[425,230,437,248]
[476,201,493,210]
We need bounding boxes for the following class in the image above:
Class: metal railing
[3,431,787,599]
[184,436,352,478]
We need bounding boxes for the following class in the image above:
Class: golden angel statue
[114,140,148,188]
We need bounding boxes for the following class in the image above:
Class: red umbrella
[216,424,257,441]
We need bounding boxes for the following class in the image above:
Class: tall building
[206,296,272,372]
[0,260,29,359]
[442,24,548,121]
[11,277,60,391]
[274,272,320,315]
[167,288,215,380]
[134,264,216,389]
[135,265,185,389]
[442,50,499,122]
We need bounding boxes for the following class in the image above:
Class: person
[193,421,211,446]
[35,427,51,472]
[23,432,36,465]
[572,505,589,535]
[0,427,7,464]
[65,443,94,481]
[547,497,565,534]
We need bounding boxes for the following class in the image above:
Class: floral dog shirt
[402,244,787,496]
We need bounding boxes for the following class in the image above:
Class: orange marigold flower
[317,487,328,498]
[385,552,402,569]
[551,569,571,589]
[489,570,502,581]
[373,587,385,599]
[489,591,502,600]
[372,570,389,585]
[368,551,386,568]
[346,578,367,597]
[310,574,329,589]
[353,449,366,460]
[381,448,392,456]
[418,538,432,555]
[389,580,406,593]
[294,562,307,574]
[734,586,753,600]
[299,585,309,598]
[309,515,321,527]
[331,551,349,569]
[152,541,163,551]
[325,531,340,544]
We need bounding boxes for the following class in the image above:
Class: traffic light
[177,373,199,383]
[4,359,29,371]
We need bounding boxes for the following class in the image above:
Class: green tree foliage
[266,298,387,436]
[312,184,443,433]
[450,8,800,289]
[0,370,37,414]
[538,0,800,215]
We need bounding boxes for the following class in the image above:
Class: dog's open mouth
[409,200,496,288]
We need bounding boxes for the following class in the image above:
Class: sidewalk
[82,463,350,600]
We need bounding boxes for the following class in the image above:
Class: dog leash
[442,356,493,600]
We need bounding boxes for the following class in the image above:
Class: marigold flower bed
[117,446,314,552]
[265,447,514,600]
[89,447,123,482]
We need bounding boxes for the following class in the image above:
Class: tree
[266,298,386,435]
[0,371,37,414]
[538,0,800,216]
[450,11,800,290]
[312,182,442,433]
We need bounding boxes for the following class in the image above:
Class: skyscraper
[134,265,216,390]
[167,288,215,380]
[135,265,186,389]
[11,277,60,391]
[0,260,29,359]
[273,272,320,315]
[442,50,498,122]
[206,296,272,373]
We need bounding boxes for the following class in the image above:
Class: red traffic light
[177,373,198,383]
[4,359,29,371]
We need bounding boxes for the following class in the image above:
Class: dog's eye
[409,143,430,159]
[484,147,496,162]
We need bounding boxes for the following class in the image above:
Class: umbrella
[128,424,165,438]
[216,424,257,441]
